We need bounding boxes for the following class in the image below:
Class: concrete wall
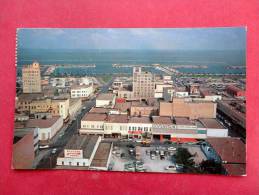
[159,99,216,119]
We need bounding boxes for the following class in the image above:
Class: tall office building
[133,67,155,99]
[22,61,42,93]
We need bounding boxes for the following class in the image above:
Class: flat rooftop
[71,84,92,90]
[174,117,194,126]
[152,116,172,124]
[199,118,225,129]
[207,137,246,164]
[18,93,44,101]
[199,88,216,96]
[25,116,61,128]
[223,164,246,176]
[129,116,151,124]
[114,102,131,112]
[90,142,112,168]
[69,98,81,106]
[96,93,115,101]
[89,107,110,114]
[82,113,107,122]
[63,135,100,159]
[107,114,128,123]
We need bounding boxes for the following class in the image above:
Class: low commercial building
[90,142,113,171]
[186,83,200,95]
[56,135,101,167]
[128,116,152,139]
[12,128,39,169]
[217,100,246,130]
[25,116,63,141]
[204,138,246,176]
[159,98,217,119]
[226,85,245,97]
[117,89,134,100]
[104,115,129,137]
[16,95,70,121]
[154,83,173,98]
[51,98,70,121]
[130,101,158,117]
[80,113,107,135]
[70,84,93,99]
[69,98,82,119]
[15,114,29,122]
[198,118,228,137]
[151,117,228,141]
[199,88,222,102]
[96,93,116,108]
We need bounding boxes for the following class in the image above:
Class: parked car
[176,164,184,169]
[150,152,156,160]
[165,165,177,171]
[39,145,49,149]
[168,147,177,151]
[160,155,165,160]
[120,153,126,159]
[51,148,57,154]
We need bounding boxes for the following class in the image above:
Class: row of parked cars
[124,161,146,172]
[146,146,177,160]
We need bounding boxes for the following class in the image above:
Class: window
[62,161,64,165]
[77,162,79,166]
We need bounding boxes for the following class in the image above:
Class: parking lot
[108,142,207,173]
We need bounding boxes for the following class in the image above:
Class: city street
[36,78,113,169]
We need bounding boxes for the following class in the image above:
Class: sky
[17,28,246,50]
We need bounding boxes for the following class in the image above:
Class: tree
[173,148,195,167]
[200,160,223,174]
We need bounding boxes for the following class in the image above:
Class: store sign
[64,149,83,158]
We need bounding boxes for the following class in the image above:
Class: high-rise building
[133,67,155,99]
[22,61,41,93]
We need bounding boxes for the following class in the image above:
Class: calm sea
[17,49,246,75]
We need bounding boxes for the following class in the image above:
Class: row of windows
[82,124,104,129]
[129,126,151,132]
[72,90,90,93]
[61,161,86,166]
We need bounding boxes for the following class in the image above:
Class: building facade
[57,135,101,167]
[25,116,63,141]
[22,62,42,93]
[133,67,155,99]
[159,98,217,119]
[96,93,116,108]
[71,84,93,99]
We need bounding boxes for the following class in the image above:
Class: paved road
[36,78,113,169]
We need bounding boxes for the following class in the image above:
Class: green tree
[173,148,195,171]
